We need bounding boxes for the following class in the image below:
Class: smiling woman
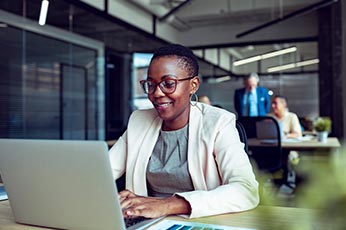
[109,44,259,219]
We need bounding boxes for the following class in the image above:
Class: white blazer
[109,103,259,218]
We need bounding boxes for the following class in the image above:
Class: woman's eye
[163,80,176,89]
[147,82,155,88]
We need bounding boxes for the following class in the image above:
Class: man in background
[198,95,223,108]
[234,72,270,117]
[198,95,212,105]
[268,95,302,139]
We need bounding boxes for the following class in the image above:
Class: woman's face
[147,56,199,131]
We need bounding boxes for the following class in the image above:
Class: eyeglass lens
[142,79,177,94]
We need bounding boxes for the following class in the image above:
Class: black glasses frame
[140,76,195,94]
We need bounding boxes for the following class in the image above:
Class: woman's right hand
[118,190,191,218]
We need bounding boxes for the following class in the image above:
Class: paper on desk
[146,219,256,230]
[282,138,302,143]
[282,135,315,143]
[0,186,8,201]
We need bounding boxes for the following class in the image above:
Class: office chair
[238,116,285,199]
[236,120,248,154]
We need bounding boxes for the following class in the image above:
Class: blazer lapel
[188,105,207,190]
[132,116,162,195]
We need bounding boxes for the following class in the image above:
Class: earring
[190,93,198,106]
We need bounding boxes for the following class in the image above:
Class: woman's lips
[154,102,173,111]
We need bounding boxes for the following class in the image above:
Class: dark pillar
[105,50,131,141]
[318,0,346,141]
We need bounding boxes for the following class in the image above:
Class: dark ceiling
[0,0,167,52]
[0,0,229,78]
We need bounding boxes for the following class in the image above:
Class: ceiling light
[207,76,231,83]
[39,0,49,26]
[267,58,319,73]
[214,76,231,83]
[233,46,297,66]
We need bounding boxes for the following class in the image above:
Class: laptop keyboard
[125,216,149,228]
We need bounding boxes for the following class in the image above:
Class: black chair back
[236,120,248,154]
[238,116,283,174]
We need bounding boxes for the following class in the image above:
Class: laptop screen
[0,139,127,230]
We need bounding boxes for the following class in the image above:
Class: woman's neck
[162,120,188,131]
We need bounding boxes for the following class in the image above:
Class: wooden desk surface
[0,200,335,230]
[248,137,341,151]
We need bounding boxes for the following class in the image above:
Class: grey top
[146,124,194,197]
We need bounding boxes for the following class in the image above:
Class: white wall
[108,0,153,33]
[80,0,105,10]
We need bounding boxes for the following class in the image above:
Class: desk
[248,137,341,167]
[248,137,340,151]
[0,200,336,230]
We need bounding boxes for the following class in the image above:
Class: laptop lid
[0,139,127,230]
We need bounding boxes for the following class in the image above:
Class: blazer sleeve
[176,113,259,218]
[108,131,127,180]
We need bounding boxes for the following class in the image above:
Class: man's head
[271,95,288,115]
[244,72,259,91]
[198,95,211,105]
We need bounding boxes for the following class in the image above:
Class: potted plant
[313,117,332,142]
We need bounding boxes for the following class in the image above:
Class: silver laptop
[0,139,160,230]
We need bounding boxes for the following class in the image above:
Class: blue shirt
[242,90,258,116]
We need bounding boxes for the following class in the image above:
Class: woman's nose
[152,84,165,96]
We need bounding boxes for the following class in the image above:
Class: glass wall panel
[0,25,99,140]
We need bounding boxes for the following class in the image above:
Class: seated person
[268,95,302,139]
[198,95,211,105]
[198,95,223,108]
[268,95,302,193]
[109,44,259,219]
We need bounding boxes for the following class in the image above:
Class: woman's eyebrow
[161,74,178,79]
[146,74,178,81]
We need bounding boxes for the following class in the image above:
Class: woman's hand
[119,189,191,218]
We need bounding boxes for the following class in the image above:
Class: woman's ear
[190,76,200,94]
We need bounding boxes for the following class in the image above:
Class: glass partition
[0,25,101,140]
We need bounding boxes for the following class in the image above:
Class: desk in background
[248,137,341,159]
[0,200,337,230]
[248,137,340,151]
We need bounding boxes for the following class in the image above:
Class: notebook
[0,139,160,230]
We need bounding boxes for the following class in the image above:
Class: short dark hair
[150,44,199,77]
[274,95,288,104]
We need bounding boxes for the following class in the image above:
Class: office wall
[198,73,319,121]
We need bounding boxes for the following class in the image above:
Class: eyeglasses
[140,76,195,94]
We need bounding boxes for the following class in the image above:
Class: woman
[269,95,302,139]
[109,44,259,219]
